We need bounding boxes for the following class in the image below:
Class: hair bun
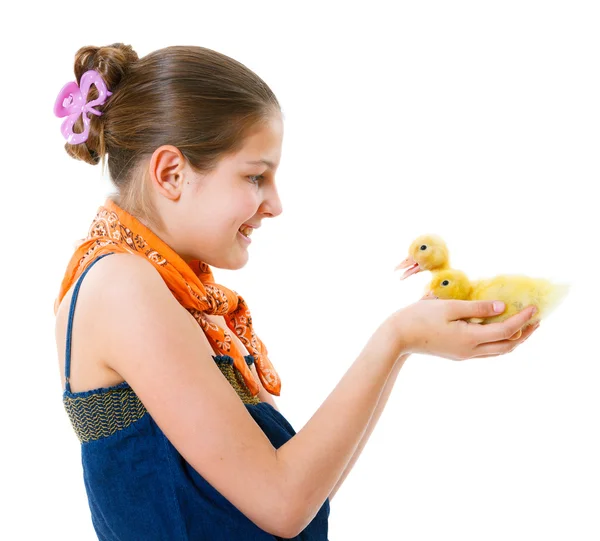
[74,43,139,91]
[66,43,139,166]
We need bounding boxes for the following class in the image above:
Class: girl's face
[145,115,284,269]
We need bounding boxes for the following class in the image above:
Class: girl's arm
[256,351,409,501]
[97,253,409,538]
[328,352,410,502]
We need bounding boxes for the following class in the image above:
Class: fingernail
[531,306,537,316]
[493,301,505,313]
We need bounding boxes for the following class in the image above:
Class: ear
[148,145,186,201]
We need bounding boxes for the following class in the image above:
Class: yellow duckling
[422,268,570,328]
[396,234,570,337]
[394,233,451,279]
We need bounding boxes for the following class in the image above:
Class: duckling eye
[420,245,427,250]
[441,280,449,286]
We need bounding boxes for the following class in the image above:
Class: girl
[53,43,539,540]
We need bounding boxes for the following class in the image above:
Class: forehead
[237,117,283,168]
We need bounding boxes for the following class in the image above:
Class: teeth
[239,225,253,237]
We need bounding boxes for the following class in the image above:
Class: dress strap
[64,253,115,393]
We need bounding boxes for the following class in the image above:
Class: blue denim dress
[62,253,330,540]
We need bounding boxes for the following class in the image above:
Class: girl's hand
[393,298,539,360]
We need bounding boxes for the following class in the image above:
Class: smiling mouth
[237,229,252,243]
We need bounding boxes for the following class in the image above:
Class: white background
[1,1,598,539]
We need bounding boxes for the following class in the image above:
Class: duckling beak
[421,290,438,300]
[395,257,422,280]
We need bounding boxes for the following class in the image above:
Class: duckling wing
[471,275,569,321]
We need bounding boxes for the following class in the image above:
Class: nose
[261,184,283,218]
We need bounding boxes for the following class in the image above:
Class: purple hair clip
[53,69,112,145]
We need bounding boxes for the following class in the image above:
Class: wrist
[380,313,413,359]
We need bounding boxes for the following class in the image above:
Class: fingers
[472,321,540,358]
[449,299,506,321]
[508,329,522,341]
[476,305,537,343]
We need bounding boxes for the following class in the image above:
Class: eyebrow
[246,159,277,170]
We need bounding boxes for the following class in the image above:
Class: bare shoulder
[80,251,169,297]
[66,251,199,340]
[89,251,203,361]
[54,252,170,392]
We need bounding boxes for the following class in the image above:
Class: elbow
[271,495,313,539]
[265,483,307,538]
[265,450,316,538]
[251,496,299,538]
[273,515,305,539]
[265,499,300,539]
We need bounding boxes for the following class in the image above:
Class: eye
[441,280,449,286]
[420,245,427,250]
[248,174,265,185]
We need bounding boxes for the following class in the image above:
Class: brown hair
[65,43,283,228]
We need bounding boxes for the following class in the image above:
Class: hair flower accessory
[53,69,112,145]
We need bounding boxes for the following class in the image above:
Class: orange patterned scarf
[54,197,281,397]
